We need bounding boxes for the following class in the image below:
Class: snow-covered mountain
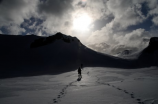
[0,33,157,78]
[87,43,110,53]
[111,45,139,57]
[88,38,149,57]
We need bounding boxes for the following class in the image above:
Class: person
[81,64,83,69]
[78,67,82,78]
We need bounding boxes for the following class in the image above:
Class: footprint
[52,81,78,103]
[117,88,121,90]
[87,72,89,74]
[124,90,128,94]
[53,99,57,103]
[96,79,144,104]
[130,94,134,98]
[137,99,141,101]
[131,96,135,98]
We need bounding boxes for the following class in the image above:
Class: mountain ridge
[0,33,157,78]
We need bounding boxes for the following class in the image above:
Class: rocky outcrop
[138,37,158,66]
[143,37,158,53]
[30,32,79,48]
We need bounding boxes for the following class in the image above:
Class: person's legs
[78,74,82,78]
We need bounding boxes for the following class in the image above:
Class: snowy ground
[0,67,158,104]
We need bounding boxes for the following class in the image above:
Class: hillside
[138,37,158,66]
[0,33,157,78]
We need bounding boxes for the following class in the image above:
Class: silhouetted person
[78,67,82,78]
[81,64,83,69]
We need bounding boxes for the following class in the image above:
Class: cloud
[147,0,158,9]
[38,0,73,17]
[88,0,148,44]
[152,16,158,25]
[7,24,26,35]
[0,30,2,34]
[0,0,158,54]
[0,0,38,35]
[86,0,158,54]
[88,28,150,55]
[115,29,150,46]
[1,24,25,35]
[0,0,38,26]
[34,0,76,36]
[106,0,147,30]
[148,1,158,25]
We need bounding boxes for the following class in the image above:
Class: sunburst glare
[73,13,92,31]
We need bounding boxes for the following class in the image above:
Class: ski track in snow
[51,69,158,104]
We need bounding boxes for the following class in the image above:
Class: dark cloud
[0,0,3,4]
[38,0,73,17]
[0,0,38,34]
[0,0,27,23]
[76,1,87,8]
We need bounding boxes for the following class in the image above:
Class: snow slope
[0,67,158,104]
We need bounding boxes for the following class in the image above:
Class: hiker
[78,67,82,78]
[81,64,83,69]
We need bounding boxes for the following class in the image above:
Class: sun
[73,13,92,31]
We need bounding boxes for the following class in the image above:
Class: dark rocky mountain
[143,37,158,53]
[30,32,78,48]
[138,37,158,66]
[0,33,157,78]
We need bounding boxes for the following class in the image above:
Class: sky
[0,0,158,54]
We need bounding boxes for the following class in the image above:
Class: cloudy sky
[0,0,158,53]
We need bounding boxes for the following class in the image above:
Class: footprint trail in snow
[95,74,158,104]
[51,68,158,104]
[51,77,80,104]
